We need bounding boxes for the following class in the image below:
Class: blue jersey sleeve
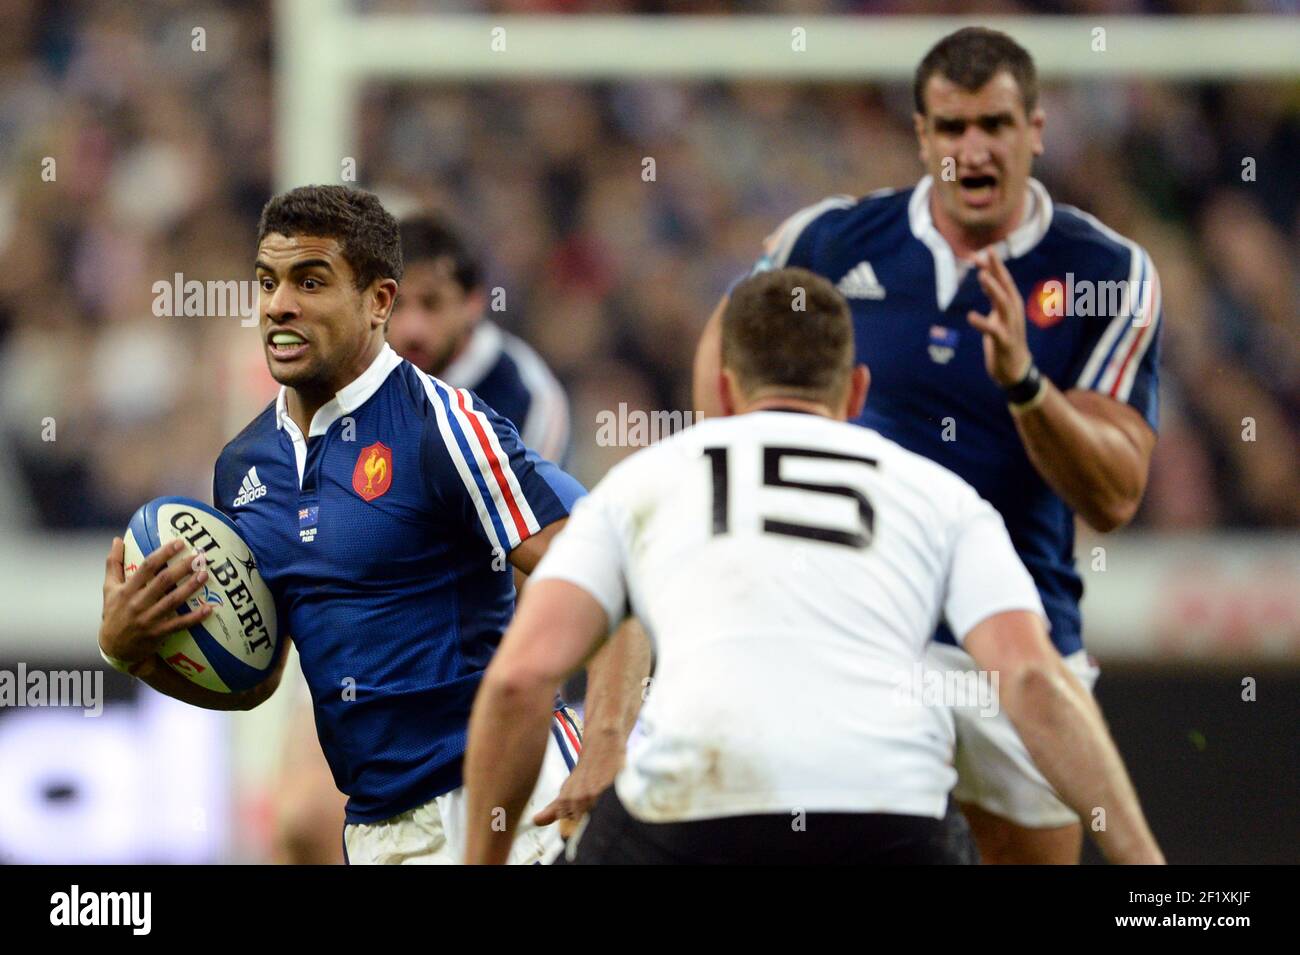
[732,195,856,294]
[212,450,237,521]
[1068,243,1163,431]
[420,376,586,555]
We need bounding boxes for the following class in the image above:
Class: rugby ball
[123,496,279,693]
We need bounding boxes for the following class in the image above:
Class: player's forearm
[580,617,651,744]
[1002,659,1163,864]
[131,655,276,711]
[1010,384,1145,531]
[464,675,554,864]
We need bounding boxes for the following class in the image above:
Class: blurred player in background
[465,269,1162,865]
[271,212,582,863]
[390,214,571,465]
[98,185,646,864]
[693,28,1163,863]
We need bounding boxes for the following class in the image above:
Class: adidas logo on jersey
[836,261,886,300]
[232,466,268,506]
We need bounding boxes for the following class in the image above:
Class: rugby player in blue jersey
[98,185,646,864]
[693,28,1163,864]
[270,212,586,862]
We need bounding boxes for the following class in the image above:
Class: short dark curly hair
[914,27,1038,116]
[257,185,403,290]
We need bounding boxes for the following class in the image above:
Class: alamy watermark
[595,403,700,447]
[1032,273,1156,325]
[0,665,103,717]
[893,662,999,718]
[50,885,151,935]
[152,273,258,327]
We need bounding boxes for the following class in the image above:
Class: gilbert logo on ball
[122,497,279,693]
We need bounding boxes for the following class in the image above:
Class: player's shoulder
[492,326,568,417]
[817,187,913,246]
[406,362,536,481]
[580,419,723,511]
[396,360,476,427]
[868,427,982,501]
[1048,202,1155,279]
[844,185,914,221]
[497,327,561,388]
[389,358,443,410]
[216,400,278,468]
[213,400,278,508]
[762,187,912,269]
[854,424,999,547]
[603,420,700,481]
[496,328,570,458]
[398,364,473,458]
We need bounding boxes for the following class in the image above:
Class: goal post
[274,2,1300,188]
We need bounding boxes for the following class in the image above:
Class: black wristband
[1002,362,1043,406]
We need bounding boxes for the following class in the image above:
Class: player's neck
[285,337,384,435]
[740,396,834,419]
[285,388,329,436]
[929,187,1029,261]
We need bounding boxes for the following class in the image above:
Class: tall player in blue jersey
[97,185,645,864]
[694,28,1163,864]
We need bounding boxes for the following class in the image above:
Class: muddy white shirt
[531,411,1043,822]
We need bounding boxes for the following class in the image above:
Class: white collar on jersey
[275,341,404,438]
[440,320,503,391]
[908,175,1054,311]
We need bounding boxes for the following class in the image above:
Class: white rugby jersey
[531,410,1043,822]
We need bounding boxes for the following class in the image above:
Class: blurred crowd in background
[1,0,1296,534]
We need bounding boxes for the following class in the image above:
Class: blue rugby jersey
[752,177,1163,656]
[440,320,572,467]
[212,344,585,823]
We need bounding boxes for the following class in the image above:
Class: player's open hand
[533,730,624,837]
[967,249,1033,388]
[99,537,215,667]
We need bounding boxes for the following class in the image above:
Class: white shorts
[343,708,583,865]
[924,641,1100,829]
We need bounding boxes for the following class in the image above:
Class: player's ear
[913,111,930,163]
[692,300,726,419]
[719,369,742,417]
[464,286,487,319]
[1029,106,1045,157]
[846,364,870,420]
[371,278,399,328]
